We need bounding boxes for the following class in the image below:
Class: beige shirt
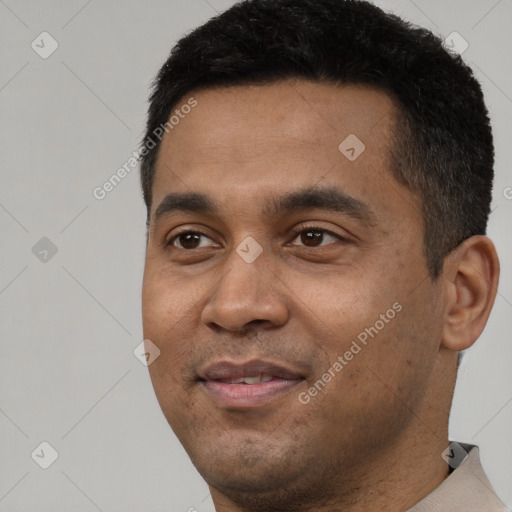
[408,444,508,511]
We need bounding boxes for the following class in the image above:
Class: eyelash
[289,225,344,246]
[166,225,345,249]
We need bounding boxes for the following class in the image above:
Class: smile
[198,360,305,409]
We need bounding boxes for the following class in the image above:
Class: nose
[201,247,289,333]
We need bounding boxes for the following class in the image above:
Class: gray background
[0,0,510,510]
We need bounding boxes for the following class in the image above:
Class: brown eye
[301,230,323,247]
[170,232,214,250]
[291,228,340,248]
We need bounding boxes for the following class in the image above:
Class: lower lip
[201,378,304,408]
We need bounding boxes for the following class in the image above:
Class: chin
[186,432,311,494]
[197,448,337,512]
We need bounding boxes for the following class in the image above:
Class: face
[142,80,446,506]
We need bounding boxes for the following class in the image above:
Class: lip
[198,359,305,409]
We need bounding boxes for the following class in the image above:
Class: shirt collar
[407,443,507,511]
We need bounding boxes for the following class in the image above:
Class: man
[139,0,507,510]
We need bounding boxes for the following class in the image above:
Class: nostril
[240,320,270,336]
[205,319,271,336]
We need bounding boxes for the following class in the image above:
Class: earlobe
[441,236,500,351]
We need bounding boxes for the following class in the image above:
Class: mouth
[197,359,306,409]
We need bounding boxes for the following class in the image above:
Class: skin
[141,79,499,511]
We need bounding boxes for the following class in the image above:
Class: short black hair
[140,0,494,278]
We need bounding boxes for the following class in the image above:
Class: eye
[290,227,342,248]
[168,231,216,250]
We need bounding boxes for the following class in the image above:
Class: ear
[441,235,500,351]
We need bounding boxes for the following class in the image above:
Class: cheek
[347,286,441,411]
[142,263,209,337]
[289,262,437,395]
[282,265,399,350]
[141,269,203,397]
[302,304,436,445]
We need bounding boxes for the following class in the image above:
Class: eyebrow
[153,192,218,222]
[263,186,374,223]
[152,187,375,225]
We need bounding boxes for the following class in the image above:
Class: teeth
[243,376,261,385]
[228,377,246,384]
[222,374,275,384]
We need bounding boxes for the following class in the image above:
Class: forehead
[157,80,394,162]
[151,80,413,223]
